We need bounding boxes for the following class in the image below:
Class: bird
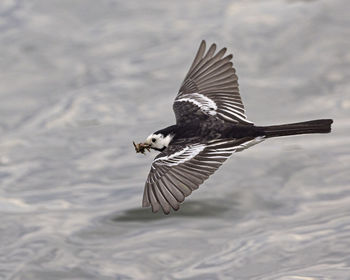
[135,40,333,214]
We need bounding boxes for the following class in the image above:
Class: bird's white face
[145,133,173,151]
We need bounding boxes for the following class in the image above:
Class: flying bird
[135,40,333,214]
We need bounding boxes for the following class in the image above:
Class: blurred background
[1,0,349,279]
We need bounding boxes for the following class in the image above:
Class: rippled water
[1,0,350,279]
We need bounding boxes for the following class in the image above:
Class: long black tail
[257,119,333,138]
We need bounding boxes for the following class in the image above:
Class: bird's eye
[152,138,156,142]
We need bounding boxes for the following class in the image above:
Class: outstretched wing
[173,40,253,125]
[142,137,264,214]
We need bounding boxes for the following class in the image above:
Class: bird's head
[144,132,174,151]
[133,126,176,154]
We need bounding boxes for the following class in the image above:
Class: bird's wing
[173,40,253,125]
[142,137,264,214]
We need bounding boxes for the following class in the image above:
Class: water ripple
[1,0,350,279]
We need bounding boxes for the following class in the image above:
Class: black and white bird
[137,40,333,214]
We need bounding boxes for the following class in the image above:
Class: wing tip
[225,54,233,61]
[209,42,217,51]
[142,200,150,208]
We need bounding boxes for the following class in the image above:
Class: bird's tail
[257,119,333,138]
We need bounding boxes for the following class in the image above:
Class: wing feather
[153,182,171,214]
[142,184,150,207]
[148,184,161,213]
[165,173,192,197]
[186,40,207,76]
[174,41,252,125]
[158,179,179,209]
[161,176,185,202]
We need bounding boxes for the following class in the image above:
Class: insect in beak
[133,141,151,154]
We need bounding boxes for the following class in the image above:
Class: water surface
[1,0,350,279]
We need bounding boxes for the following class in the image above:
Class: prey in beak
[133,141,151,154]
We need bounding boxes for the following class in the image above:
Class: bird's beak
[133,141,151,154]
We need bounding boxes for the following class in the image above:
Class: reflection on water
[1,0,350,279]
[113,199,232,222]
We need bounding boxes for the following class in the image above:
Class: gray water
[1,0,350,279]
